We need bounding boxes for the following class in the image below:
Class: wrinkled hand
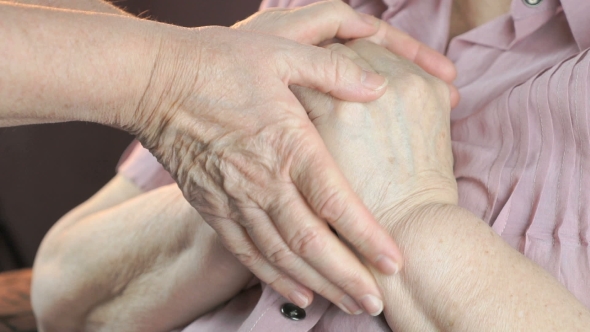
[134,0,457,316]
[236,1,459,106]
[295,42,590,332]
[293,39,458,234]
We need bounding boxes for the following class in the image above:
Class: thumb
[281,44,388,102]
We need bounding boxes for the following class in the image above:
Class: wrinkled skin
[32,39,590,332]
[133,1,457,314]
[294,41,590,332]
[294,39,457,238]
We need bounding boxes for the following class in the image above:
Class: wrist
[371,203,473,331]
[129,26,208,152]
[372,177,459,230]
[96,21,173,131]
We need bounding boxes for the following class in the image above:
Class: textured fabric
[117,0,590,330]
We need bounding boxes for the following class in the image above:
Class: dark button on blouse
[280,303,306,321]
[523,0,542,6]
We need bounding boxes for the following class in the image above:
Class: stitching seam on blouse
[574,56,584,246]
[526,73,545,240]
[484,98,499,222]
[247,305,273,332]
[553,67,567,246]
[499,87,523,236]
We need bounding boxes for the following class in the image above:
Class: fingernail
[289,291,309,308]
[360,294,383,316]
[361,70,388,91]
[375,255,399,275]
[339,295,364,315]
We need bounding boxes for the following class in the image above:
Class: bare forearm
[33,184,251,332]
[2,0,131,15]
[0,2,161,128]
[377,204,590,331]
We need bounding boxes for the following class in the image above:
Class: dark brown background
[0,0,262,272]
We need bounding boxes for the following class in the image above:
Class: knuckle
[233,247,263,268]
[404,71,430,89]
[315,189,348,224]
[266,273,291,292]
[346,224,379,253]
[334,268,365,292]
[288,226,327,257]
[262,186,299,216]
[217,153,275,203]
[328,43,361,61]
[326,50,350,89]
[266,121,311,157]
[314,282,338,299]
[397,71,431,96]
[265,242,298,267]
[346,220,379,246]
[398,71,449,106]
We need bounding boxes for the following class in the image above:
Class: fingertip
[359,294,384,317]
[430,51,457,83]
[448,84,460,108]
[339,295,364,315]
[361,70,388,92]
[324,43,388,102]
[288,46,386,102]
[327,70,387,103]
[441,61,458,84]
[413,46,456,84]
[375,255,400,275]
[274,276,315,308]
[289,289,313,308]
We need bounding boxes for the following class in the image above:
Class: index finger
[360,14,457,84]
[290,136,404,276]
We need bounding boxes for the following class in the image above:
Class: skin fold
[7,0,459,320]
[1,0,436,315]
[33,39,590,331]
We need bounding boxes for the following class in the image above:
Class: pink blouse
[118,0,590,330]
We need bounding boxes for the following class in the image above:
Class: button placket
[523,0,543,6]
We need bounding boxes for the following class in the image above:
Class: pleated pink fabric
[118,0,590,330]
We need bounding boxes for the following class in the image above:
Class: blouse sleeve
[117,140,175,192]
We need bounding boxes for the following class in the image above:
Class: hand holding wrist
[107,1,460,316]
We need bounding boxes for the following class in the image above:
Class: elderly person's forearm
[373,203,590,331]
[0,2,163,127]
[32,177,251,331]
